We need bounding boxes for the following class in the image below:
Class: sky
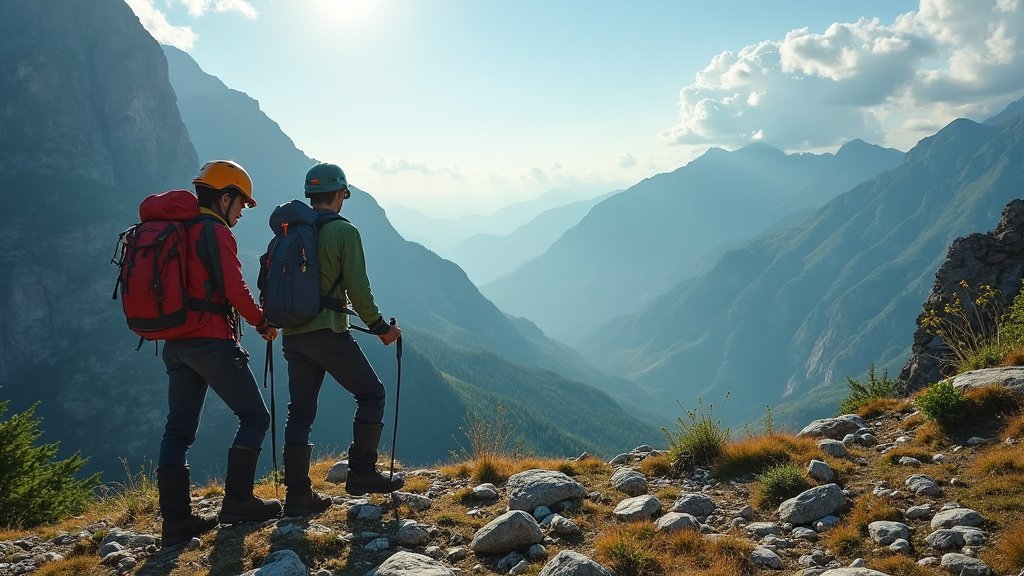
[126,0,1024,217]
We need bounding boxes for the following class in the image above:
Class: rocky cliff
[899,199,1024,392]
[0,0,196,193]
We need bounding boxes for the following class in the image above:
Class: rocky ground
[2,369,1024,576]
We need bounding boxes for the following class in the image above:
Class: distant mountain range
[482,141,904,344]
[385,183,615,255]
[448,191,618,284]
[581,105,1024,427]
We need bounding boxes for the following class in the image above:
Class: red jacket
[174,210,265,341]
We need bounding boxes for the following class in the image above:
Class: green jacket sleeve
[339,224,382,326]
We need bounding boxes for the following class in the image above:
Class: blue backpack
[258,200,347,327]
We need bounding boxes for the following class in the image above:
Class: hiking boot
[218,445,282,524]
[157,465,218,548]
[345,421,404,496]
[283,444,332,516]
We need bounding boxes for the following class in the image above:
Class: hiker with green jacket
[280,162,403,516]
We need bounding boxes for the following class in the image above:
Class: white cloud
[125,0,197,50]
[181,0,259,19]
[617,153,637,169]
[126,0,257,50]
[369,157,463,179]
[664,0,1024,152]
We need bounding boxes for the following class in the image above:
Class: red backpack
[111,190,228,343]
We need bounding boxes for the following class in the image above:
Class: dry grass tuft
[824,494,903,559]
[866,555,935,576]
[964,384,1024,416]
[856,397,914,419]
[972,445,1024,476]
[1004,412,1024,441]
[883,446,935,465]
[636,454,672,478]
[594,523,662,576]
[593,521,757,575]
[35,555,103,576]
[985,524,1024,575]
[1002,345,1024,366]
[914,420,948,448]
[438,455,581,485]
[401,475,432,494]
[711,434,820,479]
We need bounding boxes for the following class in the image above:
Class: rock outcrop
[0,0,197,193]
[900,199,1024,392]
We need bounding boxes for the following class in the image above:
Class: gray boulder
[779,484,846,525]
[240,550,308,576]
[365,551,455,576]
[868,521,909,545]
[655,512,699,533]
[950,366,1024,394]
[470,511,544,554]
[930,508,985,530]
[613,495,661,522]
[670,493,716,518]
[798,415,868,439]
[926,529,965,550]
[818,439,848,458]
[815,565,888,569]
[538,550,613,576]
[610,467,648,496]
[751,546,784,569]
[507,469,588,512]
[807,460,835,483]
[905,475,942,497]
[940,553,991,575]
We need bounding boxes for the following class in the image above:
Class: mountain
[161,48,662,463]
[448,191,618,285]
[385,183,613,255]
[581,110,1024,427]
[0,7,660,485]
[0,0,202,478]
[482,142,902,344]
[0,1,196,192]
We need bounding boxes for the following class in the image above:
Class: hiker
[156,160,282,545]
[278,162,403,516]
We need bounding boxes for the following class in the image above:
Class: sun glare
[307,0,378,32]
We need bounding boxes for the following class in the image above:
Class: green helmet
[304,163,349,197]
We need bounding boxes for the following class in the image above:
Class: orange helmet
[193,160,256,207]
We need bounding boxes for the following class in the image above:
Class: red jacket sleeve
[215,226,265,327]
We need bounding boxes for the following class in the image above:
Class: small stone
[889,539,911,554]
[326,461,349,483]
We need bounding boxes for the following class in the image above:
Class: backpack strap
[190,217,234,320]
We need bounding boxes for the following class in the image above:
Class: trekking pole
[263,339,279,499]
[388,317,403,520]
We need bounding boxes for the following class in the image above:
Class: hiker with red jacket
[278,162,403,516]
[156,160,282,545]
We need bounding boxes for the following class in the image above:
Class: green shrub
[662,396,730,474]
[915,380,970,426]
[0,401,100,528]
[838,364,899,415]
[752,463,811,509]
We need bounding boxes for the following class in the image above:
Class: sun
[307,0,378,31]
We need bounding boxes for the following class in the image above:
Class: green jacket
[283,211,382,335]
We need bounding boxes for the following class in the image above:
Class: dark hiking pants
[281,329,386,445]
[159,338,270,468]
